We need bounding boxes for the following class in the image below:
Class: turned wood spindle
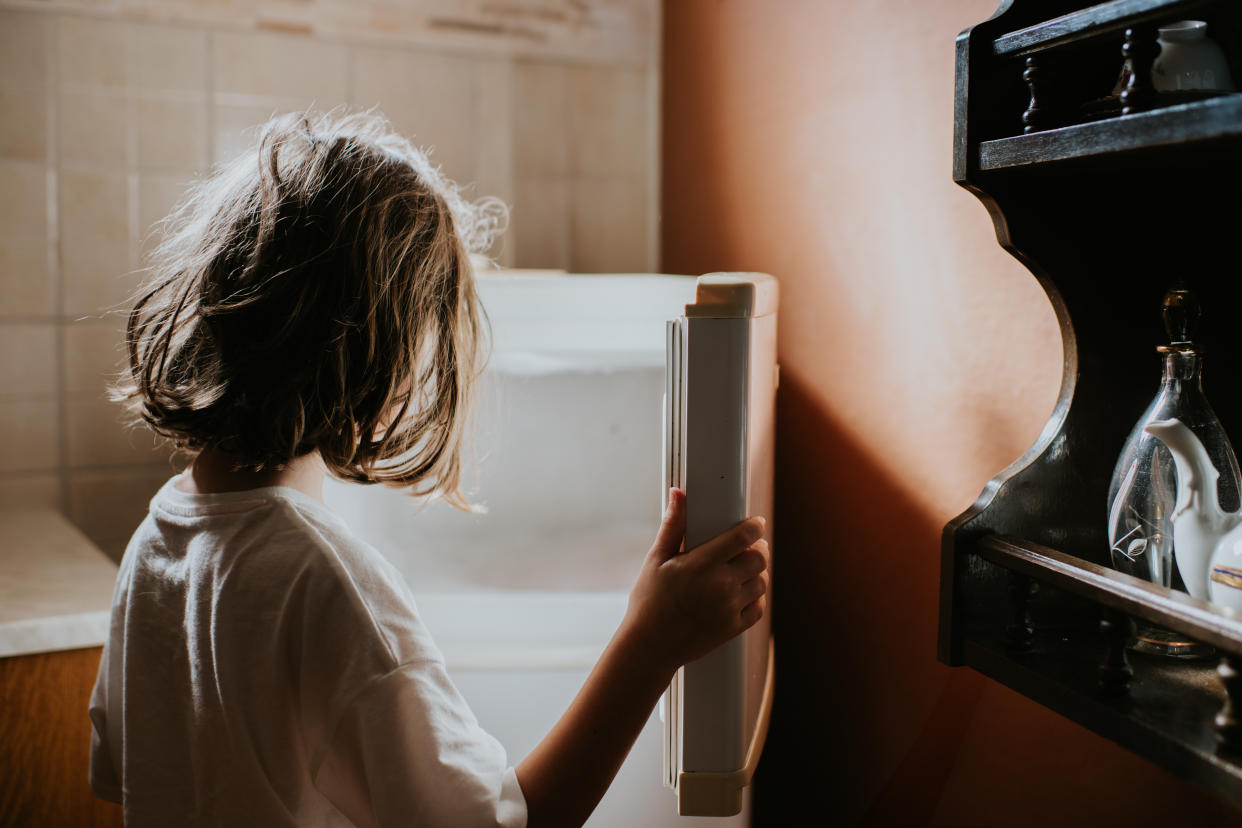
[1005,572,1038,652]
[1216,655,1242,750]
[1120,26,1160,115]
[1099,609,1136,696]
[1021,56,1048,134]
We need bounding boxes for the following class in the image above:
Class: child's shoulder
[147,480,431,668]
[264,492,436,669]
[147,477,355,565]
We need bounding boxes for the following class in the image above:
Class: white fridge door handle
[675,637,774,817]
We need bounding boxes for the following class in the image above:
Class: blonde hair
[114,108,506,508]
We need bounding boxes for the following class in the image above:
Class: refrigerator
[662,272,778,817]
[324,269,777,823]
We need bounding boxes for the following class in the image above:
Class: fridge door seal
[662,316,687,791]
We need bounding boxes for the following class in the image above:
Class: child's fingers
[756,537,772,564]
[739,573,767,605]
[695,517,765,563]
[648,488,687,562]
[739,597,766,629]
[730,543,768,578]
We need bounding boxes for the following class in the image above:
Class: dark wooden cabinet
[0,647,124,827]
[942,0,1242,805]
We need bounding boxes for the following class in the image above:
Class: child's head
[116,108,506,507]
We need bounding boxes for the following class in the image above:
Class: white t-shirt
[89,477,527,828]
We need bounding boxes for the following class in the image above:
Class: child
[88,109,769,828]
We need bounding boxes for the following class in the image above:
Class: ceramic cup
[1152,20,1236,93]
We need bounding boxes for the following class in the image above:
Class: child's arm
[515,488,769,828]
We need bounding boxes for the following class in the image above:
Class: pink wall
[660,1,1242,824]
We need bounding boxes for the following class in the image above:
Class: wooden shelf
[960,536,1242,800]
[945,0,1242,809]
[961,611,1242,798]
[992,0,1213,57]
[978,536,1242,649]
[978,93,1242,169]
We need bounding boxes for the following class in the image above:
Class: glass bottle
[1106,286,1240,658]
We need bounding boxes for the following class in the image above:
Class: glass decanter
[1106,285,1240,658]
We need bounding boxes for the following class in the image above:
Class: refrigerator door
[662,272,777,817]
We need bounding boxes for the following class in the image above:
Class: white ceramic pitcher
[1145,418,1242,611]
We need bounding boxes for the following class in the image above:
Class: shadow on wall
[753,369,1242,827]
[754,367,982,827]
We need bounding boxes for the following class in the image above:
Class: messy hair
[113,108,507,508]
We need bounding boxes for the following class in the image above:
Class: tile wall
[0,4,659,559]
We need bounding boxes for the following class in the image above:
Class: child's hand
[621,488,769,674]
[519,489,768,825]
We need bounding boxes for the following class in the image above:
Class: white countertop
[0,509,119,659]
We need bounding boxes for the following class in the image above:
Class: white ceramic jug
[1145,418,1242,612]
[1152,20,1236,93]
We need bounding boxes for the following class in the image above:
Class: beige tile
[0,323,56,394]
[513,176,570,270]
[59,168,133,317]
[59,168,128,243]
[570,174,649,273]
[129,24,208,93]
[66,395,168,467]
[0,86,48,161]
[61,237,136,318]
[568,64,648,177]
[216,101,353,165]
[513,61,571,177]
[64,318,126,395]
[58,89,128,165]
[0,160,48,242]
[488,234,515,270]
[212,103,279,166]
[473,57,515,198]
[351,46,476,186]
[469,59,514,264]
[68,466,172,559]
[137,173,192,233]
[59,16,130,89]
[347,45,412,112]
[0,234,53,316]
[213,30,348,105]
[137,173,195,260]
[0,473,61,512]
[136,96,208,170]
[0,10,49,87]
[0,397,58,472]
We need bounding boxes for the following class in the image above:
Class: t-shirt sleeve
[88,552,129,804]
[88,662,122,802]
[313,659,527,828]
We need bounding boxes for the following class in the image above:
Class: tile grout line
[127,20,140,279]
[343,34,355,111]
[205,26,216,168]
[46,12,70,517]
